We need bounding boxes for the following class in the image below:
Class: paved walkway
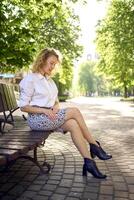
[0,97,134,200]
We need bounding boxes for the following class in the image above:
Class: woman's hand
[51,106,59,114]
[43,109,57,120]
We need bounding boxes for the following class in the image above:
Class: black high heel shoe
[90,141,112,160]
[83,158,107,179]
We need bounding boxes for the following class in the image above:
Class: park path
[0,97,134,200]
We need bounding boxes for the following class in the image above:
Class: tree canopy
[78,61,96,95]
[0,0,84,92]
[77,60,109,96]
[95,0,134,97]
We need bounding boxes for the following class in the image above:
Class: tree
[78,61,97,96]
[96,0,134,98]
[77,60,109,96]
[0,0,83,93]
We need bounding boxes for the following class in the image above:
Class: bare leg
[64,107,98,145]
[60,118,107,179]
[61,119,92,159]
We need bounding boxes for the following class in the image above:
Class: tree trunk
[132,86,134,96]
[124,85,128,98]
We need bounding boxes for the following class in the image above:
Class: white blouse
[19,73,58,108]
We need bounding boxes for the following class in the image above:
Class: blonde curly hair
[32,48,62,73]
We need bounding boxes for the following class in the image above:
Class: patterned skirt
[27,108,66,132]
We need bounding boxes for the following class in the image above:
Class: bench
[0,83,26,132]
[0,83,51,173]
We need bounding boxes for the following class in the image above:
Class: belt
[32,105,51,109]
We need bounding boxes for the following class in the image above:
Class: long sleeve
[19,76,34,107]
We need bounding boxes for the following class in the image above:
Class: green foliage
[96,0,134,97]
[0,0,83,93]
[78,60,108,96]
[78,61,96,95]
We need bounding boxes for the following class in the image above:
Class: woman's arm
[20,105,47,114]
[20,105,57,120]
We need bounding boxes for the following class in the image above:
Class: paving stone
[128,185,134,193]
[86,180,100,187]
[16,197,31,200]
[100,185,114,195]
[59,179,73,187]
[33,180,47,185]
[84,186,99,193]
[0,183,15,192]
[62,174,74,179]
[71,187,84,192]
[51,171,63,176]
[32,195,49,200]
[38,190,53,196]
[36,174,49,181]
[20,181,31,187]
[66,197,81,200]
[114,191,129,198]
[100,180,113,186]
[112,176,125,182]
[72,183,85,188]
[28,184,42,191]
[8,185,25,196]
[129,193,134,200]
[113,198,129,200]
[23,174,37,182]
[52,167,64,172]
[83,192,98,199]
[68,191,82,198]
[47,179,60,185]
[114,182,128,191]
[64,168,75,174]
[125,177,134,184]
[74,175,85,183]
[55,159,64,163]
[50,193,66,200]
[21,191,37,198]
[55,187,70,194]
[49,175,62,180]
[43,184,57,191]
[98,195,113,200]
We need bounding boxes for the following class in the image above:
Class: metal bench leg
[6,108,19,122]
[0,120,5,134]
[15,155,51,174]
[0,147,51,174]
[33,147,51,173]
[0,121,3,133]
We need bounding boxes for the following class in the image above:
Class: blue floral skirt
[27,108,66,132]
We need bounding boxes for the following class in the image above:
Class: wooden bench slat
[0,155,6,165]
[0,145,29,154]
[0,141,40,147]
[0,138,43,142]
[0,149,18,155]
[0,149,19,161]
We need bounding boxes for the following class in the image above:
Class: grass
[120,97,134,102]
[59,95,69,102]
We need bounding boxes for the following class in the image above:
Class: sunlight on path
[67,96,134,117]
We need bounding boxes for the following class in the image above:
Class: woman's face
[41,55,58,76]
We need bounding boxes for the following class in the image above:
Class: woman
[19,48,112,179]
